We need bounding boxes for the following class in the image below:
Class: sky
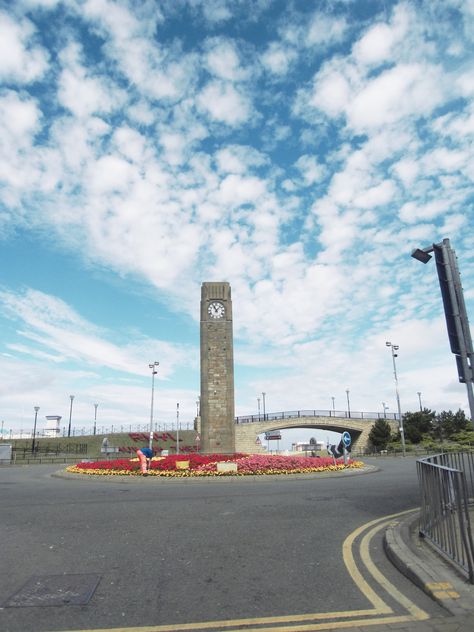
[0,0,473,440]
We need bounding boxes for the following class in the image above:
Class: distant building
[44,416,62,437]
[292,440,324,453]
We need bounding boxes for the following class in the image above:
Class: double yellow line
[59,509,429,632]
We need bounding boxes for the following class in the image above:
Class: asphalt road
[0,457,447,632]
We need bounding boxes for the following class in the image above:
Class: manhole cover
[3,574,101,607]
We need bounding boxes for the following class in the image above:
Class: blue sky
[0,0,473,437]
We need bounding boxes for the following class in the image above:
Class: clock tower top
[200,282,232,321]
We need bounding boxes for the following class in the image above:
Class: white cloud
[261,42,296,75]
[399,200,451,224]
[294,155,325,186]
[0,12,49,83]
[205,38,247,80]
[215,145,268,174]
[309,66,351,118]
[197,80,252,125]
[348,63,445,131]
[0,90,40,141]
[306,13,348,49]
[352,4,409,67]
[392,158,420,187]
[57,44,123,118]
[353,180,397,209]
[0,287,191,378]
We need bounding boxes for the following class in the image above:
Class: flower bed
[67,453,364,477]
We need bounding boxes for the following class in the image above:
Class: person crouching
[136,447,153,475]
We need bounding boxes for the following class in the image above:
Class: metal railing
[417,452,474,583]
[235,409,399,423]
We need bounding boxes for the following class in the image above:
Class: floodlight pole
[67,395,74,438]
[148,362,159,450]
[176,403,180,455]
[411,239,474,427]
[386,342,406,456]
[32,406,40,454]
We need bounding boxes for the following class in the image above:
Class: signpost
[264,431,281,453]
[341,431,351,465]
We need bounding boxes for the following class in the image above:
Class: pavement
[367,506,474,632]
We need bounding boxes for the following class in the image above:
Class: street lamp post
[346,390,351,418]
[411,238,474,427]
[67,395,74,438]
[93,403,98,435]
[32,406,40,454]
[176,403,180,455]
[257,397,261,419]
[148,362,159,450]
[386,342,406,456]
[417,392,422,412]
[262,392,266,421]
[382,402,389,418]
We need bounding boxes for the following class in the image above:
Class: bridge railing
[235,409,399,423]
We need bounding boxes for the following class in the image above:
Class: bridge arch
[234,414,398,454]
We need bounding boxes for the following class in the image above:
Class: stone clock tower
[200,282,235,454]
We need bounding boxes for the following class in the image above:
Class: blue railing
[235,409,399,423]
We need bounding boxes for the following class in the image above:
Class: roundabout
[66,453,365,478]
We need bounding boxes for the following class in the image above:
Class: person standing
[136,447,153,475]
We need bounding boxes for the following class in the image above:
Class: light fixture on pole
[176,403,180,455]
[148,362,159,450]
[32,406,40,454]
[262,392,266,421]
[345,390,351,418]
[411,238,474,426]
[386,342,406,456]
[93,403,98,435]
[67,395,74,438]
[417,392,422,412]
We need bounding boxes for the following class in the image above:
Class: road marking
[53,509,430,632]
[425,582,460,599]
[359,518,430,620]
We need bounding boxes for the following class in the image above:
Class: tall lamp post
[32,406,40,454]
[262,392,266,421]
[93,403,98,435]
[67,395,74,438]
[176,402,180,455]
[345,389,351,418]
[417,392,423,411]
[386,342,406,456]
[148,362,159,450]
[331,397,335,415]
[382,402,389,418]
[257,397,261,419]
[411,238,474,426]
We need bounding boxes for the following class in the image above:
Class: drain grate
[3,574,101,607]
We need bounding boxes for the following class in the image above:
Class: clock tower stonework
[200,282,235,454]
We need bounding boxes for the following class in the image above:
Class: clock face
[208,301,225,319]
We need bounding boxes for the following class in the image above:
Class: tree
[433,409,470,440]
[403,409,436,444]
[369,418,392,451]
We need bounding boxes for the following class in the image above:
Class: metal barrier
[417,452,474,583]
[235,409,399,423]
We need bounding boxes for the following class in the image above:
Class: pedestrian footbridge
[234,409,399,454]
